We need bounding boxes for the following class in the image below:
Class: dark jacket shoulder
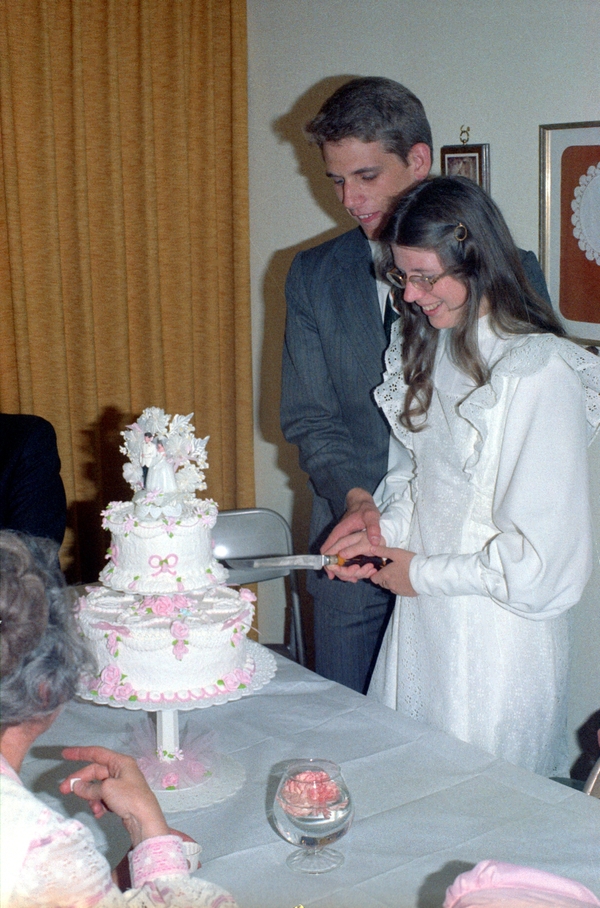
[0,414,67,545]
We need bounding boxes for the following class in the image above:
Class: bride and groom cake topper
[120,408,210,518]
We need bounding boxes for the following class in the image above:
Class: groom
[280,77,550,694]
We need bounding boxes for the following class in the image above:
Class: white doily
[571,162,600,265]
[76,642,277,712]
[154,753,246,813]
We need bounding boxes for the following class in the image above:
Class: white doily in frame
[571,162,600,265]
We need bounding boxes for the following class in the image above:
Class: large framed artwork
[539,121,600,341]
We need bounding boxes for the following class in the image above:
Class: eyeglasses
[386,267,451,292]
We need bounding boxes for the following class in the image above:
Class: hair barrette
[453,222,468,242]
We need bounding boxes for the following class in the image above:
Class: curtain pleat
[0,0,254,581]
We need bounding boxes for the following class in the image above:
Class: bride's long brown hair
[379,176,566,431]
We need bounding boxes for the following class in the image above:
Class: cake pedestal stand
[78,641,276,812]
[149,706,248,812]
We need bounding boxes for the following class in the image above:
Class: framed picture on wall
[540,121,600,342]
[440,144,490,193]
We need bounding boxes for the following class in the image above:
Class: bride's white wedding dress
[369,317,600,776]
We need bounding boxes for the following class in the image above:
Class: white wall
[246,0,600,768]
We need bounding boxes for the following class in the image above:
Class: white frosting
[78,407,256,707]
[78,586,256,703]
[100,497,227,594]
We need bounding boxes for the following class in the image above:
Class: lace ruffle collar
[375,327,600,474]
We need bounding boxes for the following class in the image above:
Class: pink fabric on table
[444,861,600,908]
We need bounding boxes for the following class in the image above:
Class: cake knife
[220,554,389,571]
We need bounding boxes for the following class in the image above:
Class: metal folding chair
[212,508,306,666]
[583,756,600,798]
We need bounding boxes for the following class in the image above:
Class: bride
[322,176,600,777]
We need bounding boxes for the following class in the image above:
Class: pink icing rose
[96,664,122,696]
[234,668,253,684]
[277,770,347,819]
[239,588,257,603]
[171,594,192,612]
[100,665,121,686]
[149,596,176,617]
[231,631,244,647]
[171,621,189,640]
[173,640,189,661]
[123,515,135,533]
[161,772,179,790]
[218,672,241,692]
[115,682,135,700]
[98,680,119,697]
[106,631,119,655]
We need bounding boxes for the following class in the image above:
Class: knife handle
[323,555,390,568]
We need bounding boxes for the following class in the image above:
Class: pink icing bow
[149,553,179,576]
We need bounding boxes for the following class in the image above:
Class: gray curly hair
[0,531,95,726]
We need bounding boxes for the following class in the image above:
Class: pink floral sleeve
[1,771,239,908]
[129,835,188,886]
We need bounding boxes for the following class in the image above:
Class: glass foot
[286,846,344,874]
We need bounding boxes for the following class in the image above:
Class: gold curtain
[0,0,255,581]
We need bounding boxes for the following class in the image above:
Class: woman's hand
[60,746,170,847]
[370,546,417,597]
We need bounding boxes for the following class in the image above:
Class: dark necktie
[383,293,399,344]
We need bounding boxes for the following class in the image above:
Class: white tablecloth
[22,654,600,908]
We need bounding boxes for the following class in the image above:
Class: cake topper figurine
[140,432,155,488]
[143,439,178,494]
[120,408,209,517]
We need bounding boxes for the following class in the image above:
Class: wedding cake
[77,408,258,706]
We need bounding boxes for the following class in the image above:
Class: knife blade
[220,554,389,571]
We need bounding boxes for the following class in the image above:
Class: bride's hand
[369,547,417,597]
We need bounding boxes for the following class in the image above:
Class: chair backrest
[212,508,295,585]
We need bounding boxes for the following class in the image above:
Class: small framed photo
[539,121,600,341]
[440,144,490,193]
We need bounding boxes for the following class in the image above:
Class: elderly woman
[0,530,238,907]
